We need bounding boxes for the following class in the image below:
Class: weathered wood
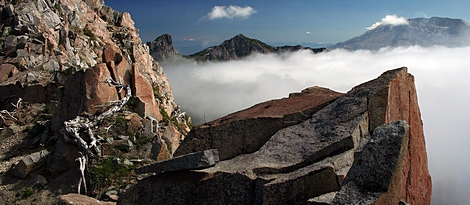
[61,78,131,194]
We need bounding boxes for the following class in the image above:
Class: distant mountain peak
[147,34,180,62]
[331,16,470,50]
[187,34,325,61]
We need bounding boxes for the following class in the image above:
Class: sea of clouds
[162,46,470,204]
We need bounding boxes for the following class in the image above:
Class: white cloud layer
[367,14,409,30]
[206,5,257,20]
[163,46,470,204]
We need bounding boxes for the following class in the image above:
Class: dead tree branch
[61,78,131,194]
[0,98,22,124]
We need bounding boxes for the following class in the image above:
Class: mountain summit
[186,34,325,61]
[147,34,180,62]
[331,17,470,50]
[188,34,275,61]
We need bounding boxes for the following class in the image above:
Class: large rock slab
[135,149,219,174]
[116,67,432,205]
[175,86,343,161]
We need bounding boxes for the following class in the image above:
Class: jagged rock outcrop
[147,33,179,62]
[0,0,191,203]
[119,67,432,205]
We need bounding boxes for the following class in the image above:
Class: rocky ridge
[0,0,191,203]
[149,33,326,62]
[119,67,432,205]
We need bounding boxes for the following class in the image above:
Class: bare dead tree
[0,98,22,125]
[61,78,131,194]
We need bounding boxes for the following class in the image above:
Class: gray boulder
[12,150,49,178]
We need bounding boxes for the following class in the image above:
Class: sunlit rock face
[119,67,432,205]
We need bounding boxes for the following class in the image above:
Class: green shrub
[22,187,33,198]
[83,27,97,40]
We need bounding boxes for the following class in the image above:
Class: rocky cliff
[119,67,432,205]
[0,0,191,203]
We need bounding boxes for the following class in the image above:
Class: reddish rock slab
[132,65,162,120]
[102,44,132,89]
[84,63,119,114]
[376,68,432,205]
[174,86,343,161]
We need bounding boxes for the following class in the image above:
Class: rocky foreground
[119,67,432,205]
[0,0,191,203]
[0,0,432,204]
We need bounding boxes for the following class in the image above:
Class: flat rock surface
[175,86,343,161]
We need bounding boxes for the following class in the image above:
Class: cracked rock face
[119,67,432,205]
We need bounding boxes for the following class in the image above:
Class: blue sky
[105,0,470,45]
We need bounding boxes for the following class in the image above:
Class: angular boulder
[12,150,49,178]
[119,67,432,205]
[331,120,410,204]
[135,149,219,174]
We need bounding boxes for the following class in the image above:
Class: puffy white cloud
[367,14,409,30]
[163,46,470,204]
[206,5,257,20]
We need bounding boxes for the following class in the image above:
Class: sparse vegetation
[114,116,131,137]
[135,134,151,150]
[21,187,33,198]
[159,107,189,135]
[24,123,46,138]
[89,158,137,194]
[83,27,97,40]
